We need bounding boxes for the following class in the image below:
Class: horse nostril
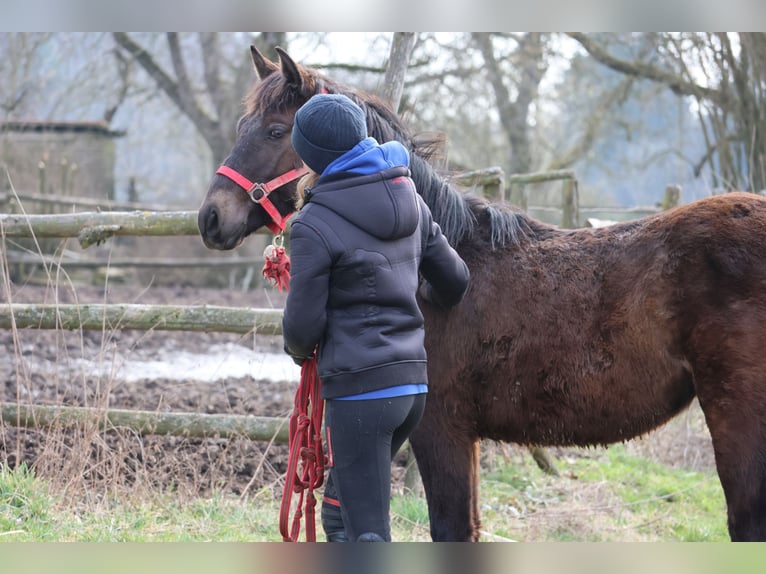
[203,206,219,236]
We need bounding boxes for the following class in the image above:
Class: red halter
[215,164,308,234]
[217,83,330,235]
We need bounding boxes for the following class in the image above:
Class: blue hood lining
[323,138,410,177]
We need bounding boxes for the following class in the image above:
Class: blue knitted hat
[292,94,368,174]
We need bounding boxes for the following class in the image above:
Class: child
[282,93,469,542]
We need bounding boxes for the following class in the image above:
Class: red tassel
[262,243,291,291]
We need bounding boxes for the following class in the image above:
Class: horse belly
[477,349,695,447]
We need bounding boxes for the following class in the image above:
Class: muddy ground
[1,282,299,500]
[1,282,716,505]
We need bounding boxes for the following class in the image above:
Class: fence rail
[4,253,264,269]
[0,303,282,335]
[0,210,200,248]
[0,403,288,442]
[0,207,288,442]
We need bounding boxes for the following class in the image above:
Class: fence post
[661,184,681,211]
[510,182,527,211]
[561,178,579,229]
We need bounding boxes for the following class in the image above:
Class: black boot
[321,499,348,542]
[356,532,385,542]
[321,478,348,542]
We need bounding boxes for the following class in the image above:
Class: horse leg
[409,405,481,541]
[695,363,766,541]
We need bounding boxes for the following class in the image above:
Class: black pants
[322,393,426,542]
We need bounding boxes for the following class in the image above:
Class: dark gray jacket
[282,144,469,399]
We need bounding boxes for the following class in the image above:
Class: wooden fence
[0,206,283,439]
[0,169,591,476]
[0,168,564,436]
[0,298,288,440]
[0,197,267,286]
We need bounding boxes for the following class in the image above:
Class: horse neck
[408,152,476,247]
[349,89,535,251]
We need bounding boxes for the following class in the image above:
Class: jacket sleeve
[282,220,331,361]
[417,197,470,308]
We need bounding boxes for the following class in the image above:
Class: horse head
[199,45,505,253]
[197,46,322,250]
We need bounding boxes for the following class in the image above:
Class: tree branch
[165,33,220,138]
[567,32,725,105]
[103,47,131,124]
[113,32,223,159]
[112,33,182,108]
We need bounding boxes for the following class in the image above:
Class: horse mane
[246,63,532,250]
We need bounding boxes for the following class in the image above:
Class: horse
[198,46,766,542]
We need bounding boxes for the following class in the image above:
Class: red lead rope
[279,353,325,542]
[266,248,325,542]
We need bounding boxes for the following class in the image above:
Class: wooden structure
[0,120,124,200]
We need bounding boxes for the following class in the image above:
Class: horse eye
[268,127,285,139]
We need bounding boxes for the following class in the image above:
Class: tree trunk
[381,32,417,113]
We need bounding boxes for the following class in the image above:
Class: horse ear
[250,45,278,80]
[275,46,304,91]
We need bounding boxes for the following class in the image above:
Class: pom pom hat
[292,94,368,174]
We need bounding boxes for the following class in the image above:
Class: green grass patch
[0,463,52,540]
[0,446,730,542]
[565,446,728,541]
[480,445,728,541]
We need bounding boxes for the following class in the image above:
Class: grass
[480,444,728,542]
[0,444,728,542]
[568,447,728,541]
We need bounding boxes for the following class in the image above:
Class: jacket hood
[305,139,419,240]
[324,137,409,174]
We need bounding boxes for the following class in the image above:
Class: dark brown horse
[198,46,766,542]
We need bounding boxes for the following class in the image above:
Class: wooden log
[529,446,560,476]
[0,210,199,239]
[505,170,577,213]
[4,253,264,269]
[0,403,289,442]
[0,303,283,335]
[0,210,270,247]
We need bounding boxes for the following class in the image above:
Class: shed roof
[0,120,125,138]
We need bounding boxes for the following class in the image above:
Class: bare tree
[472,33,547,176]
[112,32,286,166]
[568,32,766,192]
[0,33,53,117]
